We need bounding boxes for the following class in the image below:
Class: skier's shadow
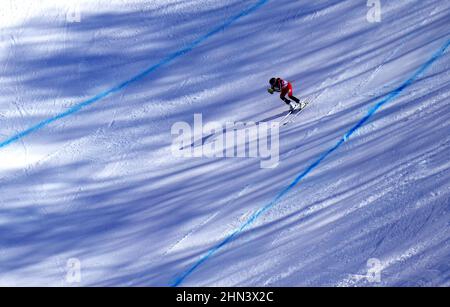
[259,110,290,123]
[179,111,289,150]
[179,130,223,150]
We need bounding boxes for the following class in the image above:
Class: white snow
[0,0,449,286]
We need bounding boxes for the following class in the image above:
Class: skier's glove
[267,88,274,94]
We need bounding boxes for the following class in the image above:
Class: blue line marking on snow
[171,39,450,287]
[0,0,270,150]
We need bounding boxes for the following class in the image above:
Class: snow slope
[0,0,449,286]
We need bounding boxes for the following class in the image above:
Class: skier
[267,77,304,111]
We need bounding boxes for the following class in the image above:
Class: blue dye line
[0,0,270,149]
[171,39,450,287]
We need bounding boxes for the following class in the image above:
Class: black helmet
[269,78,277,86]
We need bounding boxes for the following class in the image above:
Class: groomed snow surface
[0,0,449,286]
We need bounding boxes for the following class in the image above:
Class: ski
[282,98,312,126]
[278,108,298,126]
[279,99,309,125]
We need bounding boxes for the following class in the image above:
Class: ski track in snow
[0,0,270,150]
[0,0,449,286]
[172,37,450,287]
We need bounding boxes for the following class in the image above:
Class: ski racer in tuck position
[268,77,305,111]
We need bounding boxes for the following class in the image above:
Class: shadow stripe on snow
[0,0,270,150]
[171,38,450,287]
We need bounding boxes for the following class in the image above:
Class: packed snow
[0,0,449,286]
